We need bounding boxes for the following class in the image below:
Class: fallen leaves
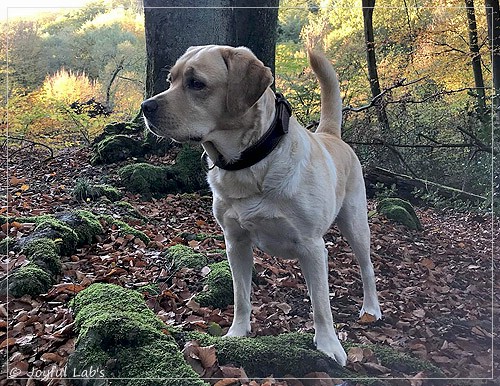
[1,146,498,385]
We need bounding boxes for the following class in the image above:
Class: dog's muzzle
[141,99,158,119]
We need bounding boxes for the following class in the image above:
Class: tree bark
[485,0,500,122]
[361,0,390,132]
[143,0,278,98]
[465,0,488,121]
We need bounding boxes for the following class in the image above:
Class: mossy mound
[2,211,104,298]
[68,283,207,386]
[22,237,62,276]
[377,198,422,230]
[32,216,79,256]
[72,178,122,202]
[91,134,144,165]
[9,265,53,297]
[179,330,444,381]
[118,145,207,199]
[118,163,178,197]
[195,260,233,309]
[163,244,208,271]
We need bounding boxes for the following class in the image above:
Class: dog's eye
[187,78,206,91]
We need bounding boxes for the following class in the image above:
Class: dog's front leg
[224,233,253,337]
[297,239,348,366]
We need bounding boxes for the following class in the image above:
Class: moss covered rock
[4,211,104,297]
[91,134,144,165]
[178,330,444,381]
[22,237,62,276]
[163,244,208,272]
[173,145,206,192]
[72,178,122,202]
[9,265,53,297]
[377,198,422,230]
[118,145,207,199]
[68,283,207,386]
[195,261,233,309]
[118,163,178,198]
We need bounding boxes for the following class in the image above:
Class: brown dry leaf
[0,337,17,349]
[420,258,435,269]
[358,312,377,325]
[41,352,63,363]
[347,347,364,363]
[197,344,217,369]
[9,176,26,186]
[214,379,239,386]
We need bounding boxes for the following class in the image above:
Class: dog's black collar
[211,93,292,171]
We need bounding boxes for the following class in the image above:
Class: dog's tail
[308,49,342,137]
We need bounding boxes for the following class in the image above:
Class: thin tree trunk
[361,0,390,132]
[465,0,488,121]
[485,0,500,122]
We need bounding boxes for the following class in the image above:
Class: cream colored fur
[142,45,381,366]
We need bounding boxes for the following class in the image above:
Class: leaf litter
[0,147,498,385]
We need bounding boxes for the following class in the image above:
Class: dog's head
[142,45,274,143]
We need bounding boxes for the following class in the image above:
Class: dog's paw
[359,304,382,323]
[314,335,347,366]
[224,323,250,338]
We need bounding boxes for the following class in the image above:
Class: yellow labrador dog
[142,45,381,365]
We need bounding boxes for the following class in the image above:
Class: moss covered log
[377,198,422,230]
[68,284,444,384]
[68,283,208,386]
[1,211,104,297]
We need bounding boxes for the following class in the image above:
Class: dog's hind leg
[296,239,348,366]
[336,197,382,321]
[224,233,254,337]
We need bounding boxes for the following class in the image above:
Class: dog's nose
[141,99,158,114]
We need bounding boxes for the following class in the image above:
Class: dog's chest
[221,197,304,257]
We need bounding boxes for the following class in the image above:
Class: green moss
[34,217,78,255]
[72,210,104,245]
[69,283,207,386]
[118,163,178,198]
[173,145,207,192]
[163,244,208,271]
[73,179,122,202]
[112,218,150,244]
[0,237,13,254]
[115,201,146,220]
[22,237,62,276]
[91,134,144,165]
[178,330,444,380]
[96,184,122,201]
[9,265,53,297]
[195,260,233,309]
[377,198,422,230]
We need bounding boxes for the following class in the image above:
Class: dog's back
[308,50,342,137]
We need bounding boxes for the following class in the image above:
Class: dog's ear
[221,47,274,116]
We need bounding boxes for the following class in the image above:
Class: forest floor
[1,145,499,386]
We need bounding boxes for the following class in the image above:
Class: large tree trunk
[143,0,279,98]
[361,0,390,133]
[485,0,500,122]
[465,0,488,122]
